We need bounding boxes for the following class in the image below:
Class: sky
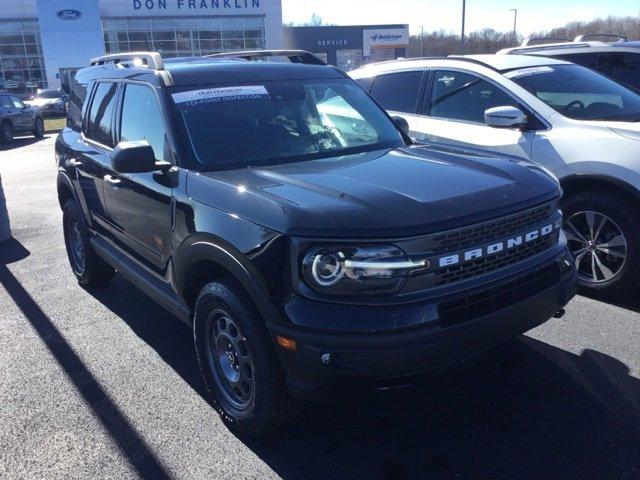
[281,0,640,36]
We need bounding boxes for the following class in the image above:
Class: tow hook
[553,309,565,319]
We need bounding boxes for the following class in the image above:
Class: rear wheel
[62,199,114,286]
[0,122,13,143]
[33,117,44,138]
[562,192,640,297]
[194,278,299,436]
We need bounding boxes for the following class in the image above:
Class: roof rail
[205,50,326,65]
[90,52,164,70]
[574,34,627,43]
[521,37,569,46]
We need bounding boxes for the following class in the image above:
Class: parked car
[25,88,68,117]
[56,51,576,436]
[350,54,640,296]
[0,90,45,142]
[497,35,640,91]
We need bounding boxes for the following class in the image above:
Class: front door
[103,82,173,274]
[8,95,32,132]
[413,70,535,162]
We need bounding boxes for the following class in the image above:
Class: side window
[556,53,604,72]
[86,82,118,147]
[119,84,166,162]
[369,71,423,114]
[429,70,519,124]
[0,95,11,109]
[354,76,374,92]
[602,52,640,90]
[10,96,25,109]
[67,82,87,130]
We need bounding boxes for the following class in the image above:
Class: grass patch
[44,117,66,133]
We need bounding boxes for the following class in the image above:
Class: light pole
[461,0,466,53]
[420,25,424,57]
[0,174,10,242]
[510,8,518,46]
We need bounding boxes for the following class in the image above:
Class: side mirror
[112,140,165,174]
[485,106,528,129]
[392,115,410,135]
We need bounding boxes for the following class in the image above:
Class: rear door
[73,81,119,237]
[102,82,173,273]
[413,69,535,161]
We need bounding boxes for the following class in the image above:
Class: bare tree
[0,174,10,242]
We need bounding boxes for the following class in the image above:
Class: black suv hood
[187,146,560,238]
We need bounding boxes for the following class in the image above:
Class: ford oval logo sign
[56,9,82,20]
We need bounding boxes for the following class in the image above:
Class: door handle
[69,159,82,167]
[104,174,122,186]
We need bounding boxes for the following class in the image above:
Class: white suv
[350,54,640,297]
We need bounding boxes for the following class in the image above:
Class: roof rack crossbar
[521,37,569,46]
[90,52,164,70]
[574,34,627,43]
[204,50,326,65]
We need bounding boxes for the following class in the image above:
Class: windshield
[172,78,404,170]
[36,90,62,99]
[505,64,640,121]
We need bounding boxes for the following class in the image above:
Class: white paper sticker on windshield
[505,66,554,79]
[172,85,269,105]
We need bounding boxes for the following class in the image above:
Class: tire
[193,277,300,436]
[562,191,640,297]
[1,121,13,143]
[33,117,44,138]
[62,199,115,286]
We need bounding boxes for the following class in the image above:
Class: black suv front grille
[437,262,559,328]
[431,202,554,254]
[434,235,553,286]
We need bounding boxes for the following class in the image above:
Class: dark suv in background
[0,90,44,143]
[56,50,576,436]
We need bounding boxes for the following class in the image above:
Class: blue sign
[56,9,82,20]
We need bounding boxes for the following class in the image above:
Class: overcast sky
[282,0,640,36]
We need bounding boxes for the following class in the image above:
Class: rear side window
[556,53,604,72]
[86,82,118,147]
[369,71,423,114]
[119,84,166,162]
[67,83,87,131]
[602,52,640,90]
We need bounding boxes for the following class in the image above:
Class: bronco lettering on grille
[437,219,562,268]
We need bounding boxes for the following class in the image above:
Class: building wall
[1,0,283,91]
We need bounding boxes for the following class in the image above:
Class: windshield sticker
[505,66,555,79]
[172,86,269,105]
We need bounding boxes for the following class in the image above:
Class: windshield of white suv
[35,90,63,99]
[172,78,405,169]
[505,64,640,121]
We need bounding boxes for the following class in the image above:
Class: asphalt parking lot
[1,135,640,480]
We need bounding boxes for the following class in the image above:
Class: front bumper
[268,250,577,398]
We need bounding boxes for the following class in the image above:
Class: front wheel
[562,192,640,297]
[193,278,299,436]
[33,117,44,138]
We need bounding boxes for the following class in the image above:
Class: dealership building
[1,0,283,95]
[283,25,409,72]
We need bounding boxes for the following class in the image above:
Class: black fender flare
[174,233,283,325]
[560,173,640,204]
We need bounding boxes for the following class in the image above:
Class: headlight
[301,244,428,296]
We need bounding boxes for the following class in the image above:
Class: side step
[90,235,191,325]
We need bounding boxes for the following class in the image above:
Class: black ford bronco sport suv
[56,50,577,436]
